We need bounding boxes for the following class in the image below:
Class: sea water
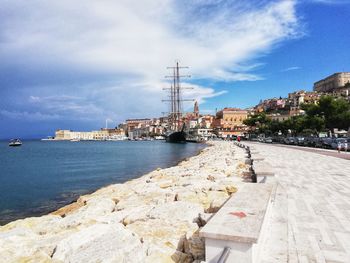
[0,140,205,225]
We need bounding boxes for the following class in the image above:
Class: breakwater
[0,141,249,262]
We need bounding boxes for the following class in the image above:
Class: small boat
[41,136,55,141]
[9,139,22,147]
[70,139,80,142]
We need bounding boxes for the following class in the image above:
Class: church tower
[194,100,199,118]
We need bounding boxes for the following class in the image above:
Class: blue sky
[0,0,350,139]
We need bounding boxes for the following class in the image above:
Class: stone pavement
[245,142,350,263]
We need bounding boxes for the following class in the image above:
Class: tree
[243,112,271,134]
[243,112,270,127]
[301,96,350,132]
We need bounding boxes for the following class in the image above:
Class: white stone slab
[200,184,274,243]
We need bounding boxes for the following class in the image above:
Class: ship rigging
[162,62,193,143]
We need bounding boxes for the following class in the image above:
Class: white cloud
[0,110,61,121]
[0,0,301,122]
[281,66,301,72]
[309,0,350,4]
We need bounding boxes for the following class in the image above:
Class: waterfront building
[55,130,72,140]
[125,118,151,133]
[194,128,215,139]
[211,108,248,138]
[199,115,214,129]
[313,72,350,93]
[54,128,127,141]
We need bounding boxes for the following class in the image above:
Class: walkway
[272,144,350,161]
[245,142,350,263]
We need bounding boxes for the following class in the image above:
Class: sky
[0,0,350,139]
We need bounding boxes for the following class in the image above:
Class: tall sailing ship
[163,62,192,143]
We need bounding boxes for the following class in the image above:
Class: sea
[0,140,206,225]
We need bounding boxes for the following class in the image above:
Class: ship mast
[163,62,192,131]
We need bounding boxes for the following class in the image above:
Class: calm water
[0,140,205,225]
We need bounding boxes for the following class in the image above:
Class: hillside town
[54,72,350,141]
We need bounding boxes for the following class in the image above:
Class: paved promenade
[246,142,350,263]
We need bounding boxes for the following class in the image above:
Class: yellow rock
[126,219,198,260]
[225,186,238,195]
[159,182,173,189]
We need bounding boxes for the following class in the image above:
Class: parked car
[284,137,296,145]
[273,136,284,143]
[321,137,335,149]
[296,137,305,146]
[264,137,273,143]
[302,137,315,147]
[331,138,350,151]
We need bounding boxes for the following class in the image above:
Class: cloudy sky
[0,0,350,138]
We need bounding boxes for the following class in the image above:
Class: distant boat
[9,139,22,147]
[70,139,80,142]
[41,136,55,141]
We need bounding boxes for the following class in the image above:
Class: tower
[194,100,199,118]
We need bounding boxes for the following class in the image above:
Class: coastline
[0,140,206,225]
[50,143,208,219]
[0,141,250,262]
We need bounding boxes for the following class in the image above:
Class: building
[199,115,214,129]
[314,72,350,93]
[254,97,287,113]
[54,128,127,141]
[211,108,248,138]
[125,119,151,133]
[55,130,72,140]
[183,101,201,129]
[288,90,321,109]
[267,113,291,122]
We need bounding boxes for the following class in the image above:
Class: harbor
[1,0,350,262]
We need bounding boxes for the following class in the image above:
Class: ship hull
[165,131,187,143]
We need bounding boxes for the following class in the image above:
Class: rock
[56,197,116,230]
[196,213,213,227]
[225,185,238,195]
[148,201,204,224]
[52,223,145,263]
[126,219,198,260]
[206,191,230,213]
[51,198,86,217]
[122,205,154,225]
[207,175,215,182]
[184,230,205,260]
[116,191,175,210]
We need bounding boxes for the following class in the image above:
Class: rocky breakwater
[0,141,250,263]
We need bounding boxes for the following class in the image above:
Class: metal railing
[217,247,231,263]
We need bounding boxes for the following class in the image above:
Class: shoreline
[50,143,209,219]
[0,141,250,262]
[0,140,206,226]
